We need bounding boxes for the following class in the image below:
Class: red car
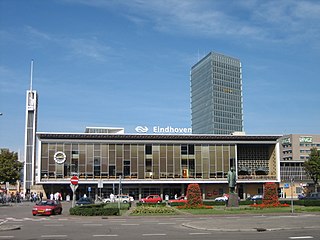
[32,200,62,216]
[140,194,162,203]
[168,196,187,204]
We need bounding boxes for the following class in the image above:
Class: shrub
[131,205,177,215]
[263,182,280,206]
[168,202,187,207]
[136,202,166,207]
[103,203,131,210]
[186,183,202,207]
[177,204,213,209]
[249,183,291,208]
[202,201,225,206]
[70,204,119,216]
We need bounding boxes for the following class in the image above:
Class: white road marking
[289,237,314,239]
[93,235,119,237]
[158,222,176,225]
[83,223,103,226]
[0,237,14,239]
[0,220,8,225]
[142,234,167,236]
[189,232,211,235]
[121,223,139,226]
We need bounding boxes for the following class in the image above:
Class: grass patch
[177,205,320,215]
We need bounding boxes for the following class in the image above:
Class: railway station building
[33,130,281,200]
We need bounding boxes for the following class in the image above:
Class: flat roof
[37,132,281,142]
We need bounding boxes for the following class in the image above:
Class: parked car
[214,196,228,202]
[303,192,320,200]
[103,194,134,203]
[32,199,62,216]
[250,195,263,201]
[76,197,94,206]
[140,194,162,203]
[168,196,187,204]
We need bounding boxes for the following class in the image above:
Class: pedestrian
[110,193,114,202]
[39,192,43,201]
[50,192,54,200]
[33,192,38,202]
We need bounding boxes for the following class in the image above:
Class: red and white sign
[70,176,79,185]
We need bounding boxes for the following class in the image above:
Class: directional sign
[70,176,79,185]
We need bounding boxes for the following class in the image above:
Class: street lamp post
[291,177,294,214]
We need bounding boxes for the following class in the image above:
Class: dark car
[76,197,94,206]
[32,199,62,216]
[303,192,320,200]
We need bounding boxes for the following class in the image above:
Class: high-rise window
[191,52,243,134]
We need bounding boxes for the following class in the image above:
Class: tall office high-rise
[191,52,243,134]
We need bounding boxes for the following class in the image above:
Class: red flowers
[251,183,288,208]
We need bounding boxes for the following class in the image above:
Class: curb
[182,222,320,232]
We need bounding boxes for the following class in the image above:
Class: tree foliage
[0,149,23,184]
[304,147,320,191]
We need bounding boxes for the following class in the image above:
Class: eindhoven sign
[135,125,192,134]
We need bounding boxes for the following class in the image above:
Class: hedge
[69,203,120,216]
[136,202,167,207]
[169,200,262,207]
[280,200,320,206]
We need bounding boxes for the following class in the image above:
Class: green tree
[0,148,23,184]
[304,147,320,192]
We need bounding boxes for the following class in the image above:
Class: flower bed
[131,205,177,215]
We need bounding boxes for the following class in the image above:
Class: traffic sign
[70,176,79,185]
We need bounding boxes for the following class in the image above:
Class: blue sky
[1,0,320,154]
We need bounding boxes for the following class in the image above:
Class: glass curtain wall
[40,142,237,180]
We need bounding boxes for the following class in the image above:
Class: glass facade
[38,135,278,182]
[40,142,239,180]
[35,134,280,200]
[191,52,243,134]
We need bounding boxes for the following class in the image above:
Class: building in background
[279,134,320,198]
[191,52,243,134]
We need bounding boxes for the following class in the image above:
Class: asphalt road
[0,202,319,240]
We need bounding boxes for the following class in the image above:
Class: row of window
[40,143,239,180]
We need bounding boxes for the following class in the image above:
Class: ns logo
[135,126,149,133]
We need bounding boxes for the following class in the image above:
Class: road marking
[158,222,176,225]
[0,220,8,225]
[142,234,167,236]
[93,235,119,237]
[0,237,14,239]
[189,232,211,235]
[289,237,314,239]
[41,235,67,238]
[121,223,139,226]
